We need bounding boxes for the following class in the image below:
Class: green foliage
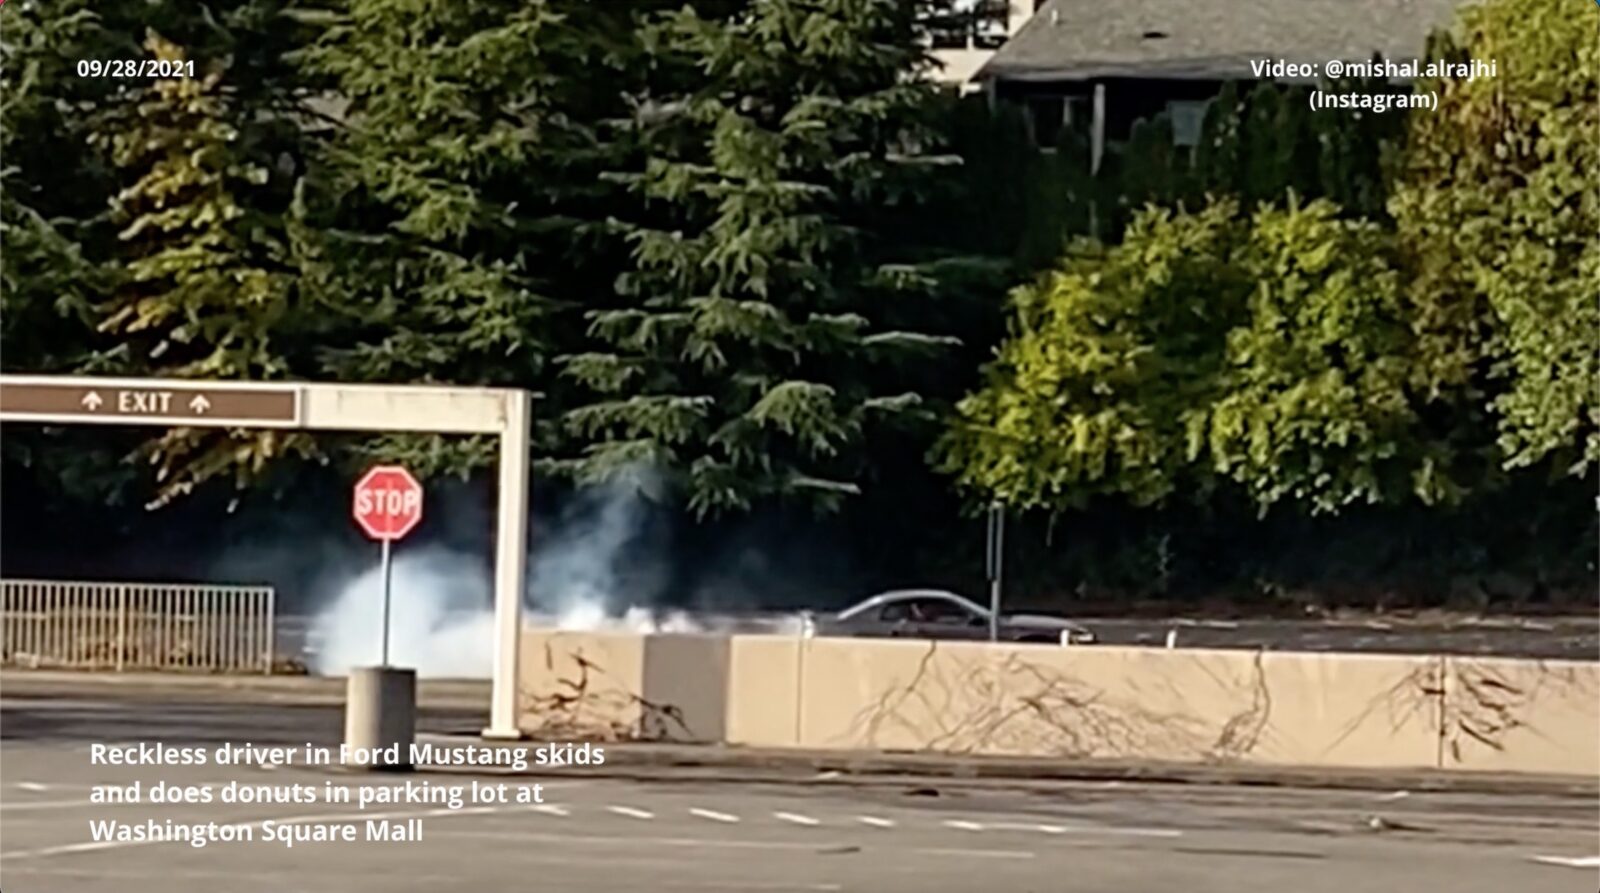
[937,201,1249,510]
[554,0,962,516]
[1,0,1590,608]
[87,34,315,505]
[290,0,639,478]
[1191,201,1435,511]
[1391,0,1599,475]
[1,0,118,372]
[940,198,1452,515]
[983,75,1403,263]
[94,35,291,379]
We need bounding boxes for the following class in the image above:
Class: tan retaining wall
[791,642,1444,769]
[1437,657,1599,776]
[517,629,646,740]
[725,634,802,748]
[515,628,1598,776]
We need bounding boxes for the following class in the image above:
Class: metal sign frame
[0,374,531,739]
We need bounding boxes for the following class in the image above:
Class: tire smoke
[308,473,705,678]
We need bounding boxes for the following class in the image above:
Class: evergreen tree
[90,34,314,505]
[1193,82,1242,195]
[0,1,137,503]
[293,0,645,476]
[1238,86,1292,205]
[0,0,115,374]
[556,0,962,516]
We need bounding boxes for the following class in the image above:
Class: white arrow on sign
[189,394,212,414]
[81,391,103,411]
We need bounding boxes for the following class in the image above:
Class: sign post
[347,465,424,772]
[985,503,1005,643]
[352,465,424,666]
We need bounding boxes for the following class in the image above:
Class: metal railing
[1,579,275,673]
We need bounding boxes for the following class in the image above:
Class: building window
[928,0,1012,50]
[1168,100,1208,148]
[1026,96,1066,147]
[1064,96,1090,129]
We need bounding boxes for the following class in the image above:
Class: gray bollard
[344,666,416,772]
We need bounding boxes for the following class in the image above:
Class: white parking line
[987,821,1182,838]
[17,782,49,792]
[689,808,740,824]
[3,798,142,812]
[915,847,1035,860]
[943,820,985,831]
[1530,855,1600,869]
[532,804,570,817]
[773,812,820,826]
[856,816,896,828]
[608,805,655,820]
[1063,825,1182,839]
[436,827,1036,864]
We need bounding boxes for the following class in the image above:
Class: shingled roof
[979,0,1471,82]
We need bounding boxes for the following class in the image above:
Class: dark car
[806,589,1096,645]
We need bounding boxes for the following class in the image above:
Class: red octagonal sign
[352,465,424,541]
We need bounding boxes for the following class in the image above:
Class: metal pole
[986,504,1005,643]
[485,389,532,739]
[380,537,393,668]
[115,584,127,672]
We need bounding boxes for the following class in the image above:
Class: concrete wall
[640,633,728,743]
[790,642,1443,769]
[516,628,1597,777]
[517,630,645,740]
[1438,657,1600,776]
[725,635,802,748]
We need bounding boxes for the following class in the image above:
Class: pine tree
[1193,82,1242,195]
[89,34,314,505]
[0,0,115,374]
[555,0,962,516]
[293,0,642,476]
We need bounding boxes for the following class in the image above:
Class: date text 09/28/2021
[77,59,196,78]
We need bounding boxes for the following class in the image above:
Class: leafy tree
[554,0,963,516]
[937,201,1248,510]
[1191,200,1438,511]
[1392,0,1599,475]
[939,198,1450,515]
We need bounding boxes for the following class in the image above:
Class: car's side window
[917,599,968,622]
[878,602,911,622]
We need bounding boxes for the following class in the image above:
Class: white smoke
[308,473,706,678]
[309,547,496,678]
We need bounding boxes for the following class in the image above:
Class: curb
[413,735,1599,798]
[0,670,490,711]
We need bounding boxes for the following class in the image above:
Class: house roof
[979,0,1470,82]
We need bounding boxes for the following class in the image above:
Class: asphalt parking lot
[3,691,1596,892]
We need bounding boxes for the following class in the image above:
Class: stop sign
[352,465,424,541]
